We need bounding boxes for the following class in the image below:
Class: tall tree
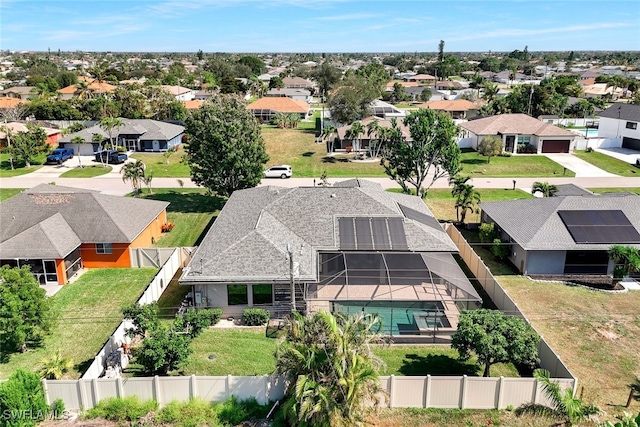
[5,123,48,168]
[99,117,123,166]
[380,108,461,197]
[0,265,52,355]
[323,123,337,153]
[477,135,503,163]
[185,95,268,197]
[327,75,378,125]
[450,175,480,224]
[451,309,540,377]
[275,311,384,427]
[121,160,146,195]
[345,121,364,154]
[313,62,342,99]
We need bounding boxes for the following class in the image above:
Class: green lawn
[138,188,225,247]
[59,165,112,178]
[573,150,639,177]
[0,153,47,177]
[130,152,190,178]
[424,188,534,223]
[589,187,640,194]
[0,188,23,201]
[0,268,157,379]
[460,151,575,177]
[178,329,519,378]
[156,270,190,322]
[263,127,385,178]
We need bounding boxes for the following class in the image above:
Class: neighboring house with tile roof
[0,184,169,285]
[180,180,481,336]
[420,99,479,120]
[0,97,28,109]
[160,85,196,101]
[58,118,185,154]
[480,193,640,275]
[597,104,640,151]
[0,121,61,147]
[247,97,310,122]
[459,113,577,154]
[403,74,436,84]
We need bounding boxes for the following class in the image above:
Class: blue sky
[1,0,639,52]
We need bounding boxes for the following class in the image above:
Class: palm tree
[532,181,559,197]
[39,350,73,380]
[323,124,337,153]
[75,80,90,100]
[143,170,154,195]
[516,369,599,426]
[482,81,499,103]
[121,160,146,195]
[470,73,484,98]
[366,119,381,157]
[99,117,123,167]
[276,311,385,427]
[450,175,480,224]
[346,121,364,154]
[609,246,640,279]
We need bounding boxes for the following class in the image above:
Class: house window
[96,243,112,254]
[252,284,273,305]
[227,285,248,305]
[626,122,638,130]
[517,136,530,144]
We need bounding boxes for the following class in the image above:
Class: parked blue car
[46,148,74,164]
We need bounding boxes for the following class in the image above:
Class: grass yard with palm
[59,165,112,178]
[460,151,575,177]
[131,152,190,178]
[0,152,47,177]
[0,268,157,379]
[574,150,639,177]
[138,188,225,247]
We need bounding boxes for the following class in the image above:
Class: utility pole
[3,119,14,170]
[286,244,296,312]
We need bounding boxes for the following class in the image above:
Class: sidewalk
[544,153,616,178]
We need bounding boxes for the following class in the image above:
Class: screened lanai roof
[309,252,481,303]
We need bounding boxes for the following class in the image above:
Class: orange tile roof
[88,81,116,93]
[419,99,478,111]
[59,85,77,94]
[0,98,27,108]
[461,114,575,137]
[247,97,309,113]
[182,100,204,110]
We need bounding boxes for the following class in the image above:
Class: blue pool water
[575,128,599,137]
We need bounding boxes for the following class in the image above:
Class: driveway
[595,147,640,165]
[544,153,616,178]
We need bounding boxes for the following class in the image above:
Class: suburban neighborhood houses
[0,9,640,424]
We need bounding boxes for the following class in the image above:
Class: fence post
[227,374,233,400]
[41,379,50,406]
[191,375,197,400]
[460,375,468,409]
[423,375,431,408]
[264,375,269,405]
[497,377,504,409]
[92,378,100,405]
[116,377,124,398]
[153,376,161,405]
[533,378,540,404]
[77,380,86,410]
[388,375,395,408]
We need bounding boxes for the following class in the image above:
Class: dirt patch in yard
[528,274,626,291]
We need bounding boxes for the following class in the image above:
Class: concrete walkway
[544,153,617,178]
[595,147,640,165]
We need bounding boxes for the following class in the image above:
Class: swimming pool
[575,128,599,137]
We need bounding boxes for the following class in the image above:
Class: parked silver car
[264,165,292,179]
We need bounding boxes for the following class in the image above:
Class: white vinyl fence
[82,248,191,379]
[44,374,572,411]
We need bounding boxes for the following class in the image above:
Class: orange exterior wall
[55,258,67,284]
[79,210,167,268]
[46,133,59,147]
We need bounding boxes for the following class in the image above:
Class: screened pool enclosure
[307,252,482,338]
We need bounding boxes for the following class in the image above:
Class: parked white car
[264,165,292,179]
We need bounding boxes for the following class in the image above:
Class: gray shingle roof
[182,181,457,283]
[58,119,184,143]
[598,104,640,122]
[0,184,169,259]
[480,194,640,251]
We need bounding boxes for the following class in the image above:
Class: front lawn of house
[138,188,225,247]
[0,268,157,379]
[130,152,191,178]
[424,188,534,223]
[60,165,112,178]
[0,188,23,201]
[498,275,640,409]
[0,152,47,177]
[574,150,639,177]
[460,151,575,177]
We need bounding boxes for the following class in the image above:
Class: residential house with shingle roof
[420,99,479,120]
[335,116,411,152]
[459,113,576,154]
[247,97,310,122]
[597,104,640,150]
[160,85,196,101]
[0,86,36,100]
[282,76,314,90]
[58,118,185,154]
[480,193,640,275]
[180,180,481,338]
[0,184,169,285]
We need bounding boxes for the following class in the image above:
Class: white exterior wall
[598,116,639,146]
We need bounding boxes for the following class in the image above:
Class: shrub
[0,369,49,427]
[161,221,175,232]
[217,396,269,426]
[175,308,214,338]
[586,147,594,153]
[204,308,223,325]
[155,398,219,426]
[491,238,511,260]
[85,396,157,422]
[498,152,512,157]
[479,223,497,243]
[242,308,270,326]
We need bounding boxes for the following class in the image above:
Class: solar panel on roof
[338,217,356,250]
[370,217,391,250]
[558,210,640,244]
[355,218,374,250]
[387,217,409,250]
[339,216,409,250]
